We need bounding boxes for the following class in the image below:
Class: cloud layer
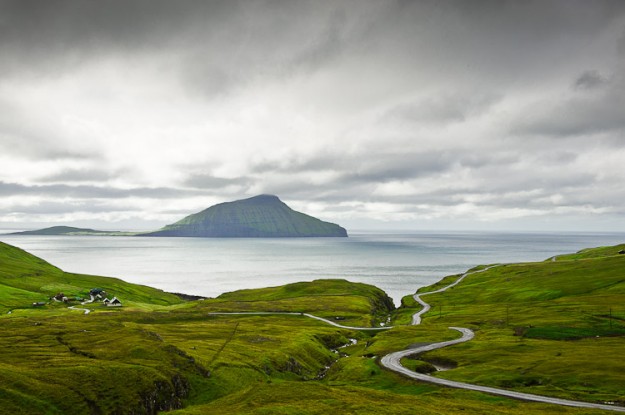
[1,0,625,231]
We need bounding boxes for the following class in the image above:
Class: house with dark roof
[105,297,122,307]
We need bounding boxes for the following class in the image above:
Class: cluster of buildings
[32,288,123,308]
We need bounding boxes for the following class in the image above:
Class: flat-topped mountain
[141,194,348,237]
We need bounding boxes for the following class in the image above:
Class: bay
[1,231,624,305]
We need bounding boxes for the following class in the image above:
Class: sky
[1,0,625,232]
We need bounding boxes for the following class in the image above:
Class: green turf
[396,244,625,404]
[1,240,623,414]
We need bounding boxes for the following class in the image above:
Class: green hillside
[0,242,183,313]
[397,243,625,405]
[141,194,348,237]
[1,241,623,414]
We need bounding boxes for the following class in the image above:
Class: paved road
[207,267,625,412]
[68,306,91,315]
[208,311,391,331]
[380,266,625,413]
[411,267,494,325]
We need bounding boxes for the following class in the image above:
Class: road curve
[68,306,91,315]
[205,267,625,411]
[380,266,625,413]
[411,267,495,325]
[381,327,625,412]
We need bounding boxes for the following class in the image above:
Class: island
[140,194,348,237]
[9,195,348,238]
[9,226,128,236]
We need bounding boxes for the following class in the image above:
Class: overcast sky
[1,0,625,232]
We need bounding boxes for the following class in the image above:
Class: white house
[105,297,122,307]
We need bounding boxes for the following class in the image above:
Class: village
[32,287,122,309]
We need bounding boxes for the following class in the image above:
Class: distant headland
[10,195,348,238]
[9,226,129,236]
[141,194,347,237]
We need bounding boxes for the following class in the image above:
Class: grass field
[1,241,623,414]
[397,244,625,405]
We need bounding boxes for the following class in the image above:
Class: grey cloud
[255,149,513,186]
[0,181,209,199]
[38,168,120,183]
[573,70,608,90]
[252,152,341,174]
[0,201,136,215]
[0,0,363,98]
[184,174,250,190]
[512,83,625,137]
[2,1,625,229]
[618,27,625,56]
[0,0,236,75]
[255,146,603,212]
[0,100,102,161]
[287,8,347,72]
[339,152,455,184]
[364,0,625,88]
[385,93,502,124]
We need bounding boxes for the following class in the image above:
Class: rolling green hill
[0,242,183,313]
[1,241,623,414]
[141,194,348,237]
[396,243,625,405]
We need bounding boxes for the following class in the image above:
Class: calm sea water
[1,231,623,305]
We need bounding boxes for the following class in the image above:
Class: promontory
[140,194,348,238]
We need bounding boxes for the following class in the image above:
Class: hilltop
[141,194,348,237]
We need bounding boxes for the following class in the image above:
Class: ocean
[1,231,623,305]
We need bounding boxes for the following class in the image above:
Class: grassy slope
[0,242,183,313]
[0,241,619,414]
[396,244,625,405]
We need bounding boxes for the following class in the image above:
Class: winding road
[207,312,390,331]
[210,266,625,412]
[381,267,625,413]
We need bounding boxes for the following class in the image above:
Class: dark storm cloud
[0,0,358,97]
[362,0,625,88]
[2,0,625,229]
[0,0,233,73]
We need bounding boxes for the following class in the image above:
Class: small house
[32,302,46,307]
[89,288,106,301]
[106,297,122,307]
[53,293,69,302]
[618,250,625,255]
